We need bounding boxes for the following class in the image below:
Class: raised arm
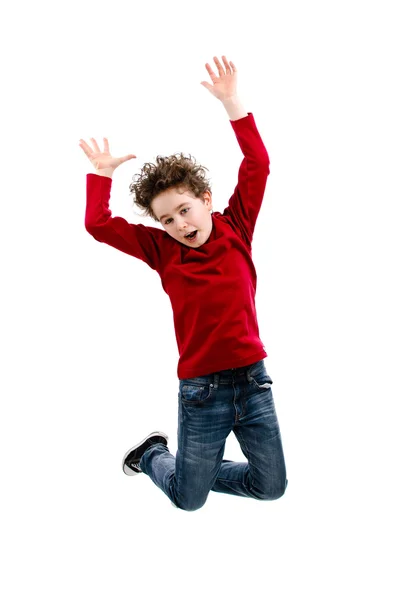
[200,56,270,243]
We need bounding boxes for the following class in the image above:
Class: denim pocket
[250,369,273,390]
[179,382,214,405]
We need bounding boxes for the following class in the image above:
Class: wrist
[221,96,247,121]
[95,168,114,179]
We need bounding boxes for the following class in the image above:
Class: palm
[90,149,114,170]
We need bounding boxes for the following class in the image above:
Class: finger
[79,139,93,156]
[90,137,101,153]
[121,154,137,163]
[103,137,109,153]
[205,62,218,82]
[213,56,225,76]
[221,55,231,73]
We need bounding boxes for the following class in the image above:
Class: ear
[204,190,212,209]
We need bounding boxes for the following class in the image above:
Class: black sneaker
[122,431,169,476]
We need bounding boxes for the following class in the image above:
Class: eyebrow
[159,202,190,222]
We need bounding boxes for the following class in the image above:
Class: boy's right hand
[79,137,136,173]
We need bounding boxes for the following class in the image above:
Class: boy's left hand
[201,56,238,102]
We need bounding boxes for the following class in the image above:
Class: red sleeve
[223,112,270,247]
[84,173,164,272]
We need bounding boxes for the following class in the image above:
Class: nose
[178,221,189,232]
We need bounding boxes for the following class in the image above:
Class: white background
[1,0,397,598]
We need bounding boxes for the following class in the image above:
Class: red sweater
[85,112,270,379]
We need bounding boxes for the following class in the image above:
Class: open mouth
[185,230,198,242]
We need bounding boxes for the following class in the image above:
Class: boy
[80,55,288,511]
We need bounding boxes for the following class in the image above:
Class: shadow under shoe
[122,431,169,476]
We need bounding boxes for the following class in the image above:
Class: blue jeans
[140,359,288,511]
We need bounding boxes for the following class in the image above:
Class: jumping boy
[79,55,288,511]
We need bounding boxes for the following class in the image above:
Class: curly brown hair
[129,152,212,222]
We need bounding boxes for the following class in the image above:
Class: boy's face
[152,187,213,247]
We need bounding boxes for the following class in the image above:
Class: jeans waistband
[181,360,264,385]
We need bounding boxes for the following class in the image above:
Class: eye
[164,207,189,225]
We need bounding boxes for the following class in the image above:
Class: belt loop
[213,372,219,390]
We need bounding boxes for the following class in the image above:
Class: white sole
[122,431,169,475]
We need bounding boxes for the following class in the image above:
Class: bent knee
[256,479,288,501]
[173,494,208,512]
